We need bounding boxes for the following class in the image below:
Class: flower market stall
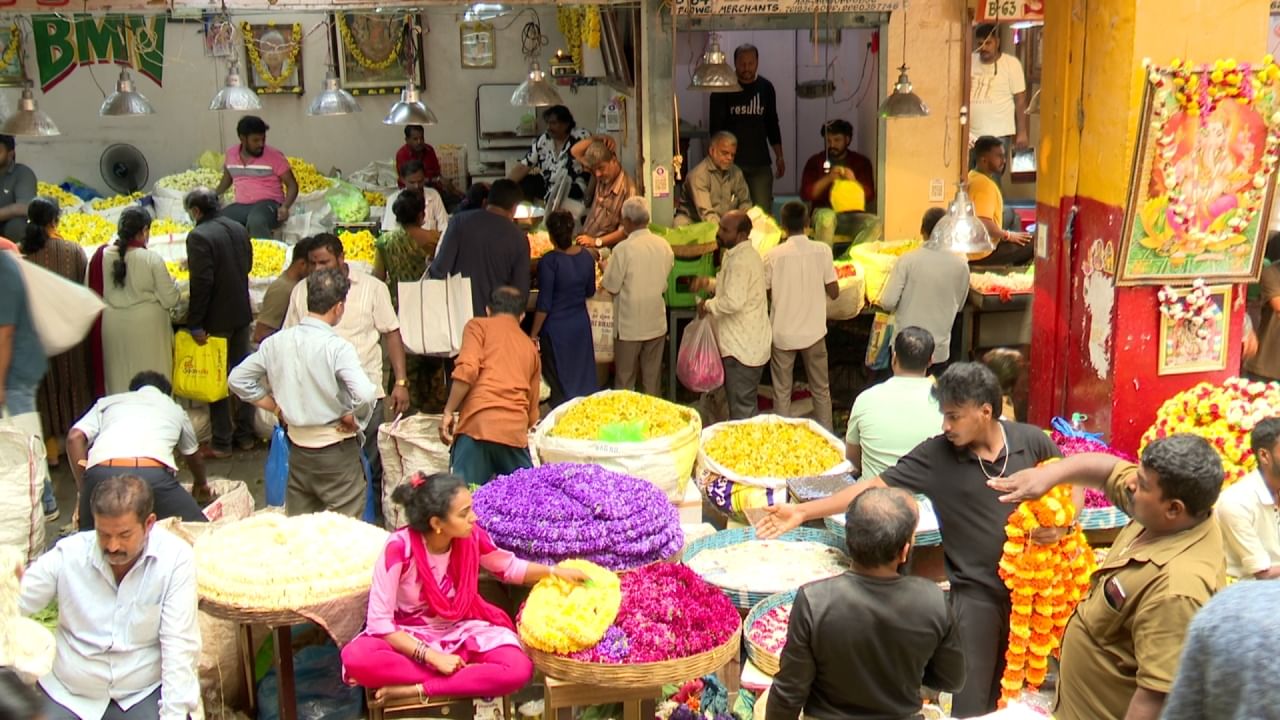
[684,527,847,611]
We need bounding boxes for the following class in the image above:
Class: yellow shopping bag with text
[172,331,229,403]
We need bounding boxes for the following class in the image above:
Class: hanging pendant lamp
[100,67,154,117]
[926,183,995,258]
[308,68,361,117]
[383,80,437,125]
[511,60,563,107]
[3,80,59,136]
[689,35,741,92]
[209,59,261,111]
[878,0,928,118]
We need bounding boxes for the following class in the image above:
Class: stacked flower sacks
[997,472,1097,707]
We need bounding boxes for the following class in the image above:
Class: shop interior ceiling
[0,0,641,12]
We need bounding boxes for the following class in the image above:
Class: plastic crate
[665,253,715,308]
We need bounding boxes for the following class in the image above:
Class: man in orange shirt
[968,136,1033,267]
[439,286,541,486]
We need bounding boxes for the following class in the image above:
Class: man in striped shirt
[215,115,298,238]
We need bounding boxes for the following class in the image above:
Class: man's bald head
[844,487,918,569]
[717,210,753,249]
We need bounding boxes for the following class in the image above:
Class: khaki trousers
[614,336,665,396]
[770,338,834,431]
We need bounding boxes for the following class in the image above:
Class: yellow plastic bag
[830,178,866,213]
[173,331,229,403]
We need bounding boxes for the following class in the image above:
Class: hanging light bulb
[100,67,154,117]
[689,35,740,92]
[510,60,563,107]
[878,0,928,118]
[2,80,59,137]
[926,183,995,258]
[209,59,261,111]
[308,68,361,117]
[383,80,437,125]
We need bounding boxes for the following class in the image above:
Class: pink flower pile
[1051,431,1137,510]
[746,603,791,655]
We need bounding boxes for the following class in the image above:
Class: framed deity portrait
[333,12,427,96]
[242,23,304,95]
[460,22,495,69]
[1157,284,1232,375]
[0,24,24,87]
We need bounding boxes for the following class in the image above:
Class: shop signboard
[976,0,1045,22]
[674,0,899,15]
[30,13,165,92]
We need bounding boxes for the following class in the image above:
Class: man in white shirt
[67,371,209,532]
[845,327,942,479]
[234,269,378,516]
[19,475,200,720]
[880,209,971,366]
[600,197,675,396]
[380,159,449,237]
[765,202,838,430]
[1218,417,1280,579]
[696,211,771,420]
[970,24,1029,152]
[284,234,408,517]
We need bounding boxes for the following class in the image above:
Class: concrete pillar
[641,0,677,222]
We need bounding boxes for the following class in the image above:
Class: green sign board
[31,14,165,92]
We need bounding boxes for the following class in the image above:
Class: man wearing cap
[800,120,876,213]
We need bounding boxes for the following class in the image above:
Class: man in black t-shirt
[759,363,1063,717]
[709,44,784,214]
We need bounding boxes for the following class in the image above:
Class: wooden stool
[542,676,662,720]
[365,688,511,720]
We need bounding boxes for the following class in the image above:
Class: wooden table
[543,676,662,720]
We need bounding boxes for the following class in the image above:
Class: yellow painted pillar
[1029,0,1271,451]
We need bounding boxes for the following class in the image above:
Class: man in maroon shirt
[800,119,876,213]
[394,124,442,188]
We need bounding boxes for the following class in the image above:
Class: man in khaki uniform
[991,434,1226,720]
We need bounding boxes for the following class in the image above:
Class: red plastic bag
[677,317,724,393]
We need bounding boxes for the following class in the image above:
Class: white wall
[3,7,629,191]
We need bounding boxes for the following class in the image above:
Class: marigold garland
[518,559,621,655]
[243,23,302,93]
[557,7,583,70]
[997,475,1097,707]
[336,14,405,72]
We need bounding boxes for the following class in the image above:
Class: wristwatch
[595,237,603,248]
[395,379,408,387]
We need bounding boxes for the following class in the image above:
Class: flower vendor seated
[341,471,588,705]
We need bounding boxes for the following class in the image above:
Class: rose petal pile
[549,390,690,441]
[473,463,683,570]
[747,603,791,655]
[703,420,842,479]
[518,559,621,654]
[567,563,739,664]
[1141,377,1280,487]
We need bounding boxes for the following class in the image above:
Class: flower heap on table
[747,603,792,656]
[519,559,621,654]
[998,474,1097,706]
[1141,377,1280,487]
[703,419,842,479]
[1049,430,1137,509]
[338,229,377,265]
[472,463,683,570]
[687,540,847,596]
[37,181,81,209]
[287,156,336,195]
[548,390,690,441]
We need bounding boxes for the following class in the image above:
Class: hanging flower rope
[997,468,1097,707]
[557,7,583,70]
[583,6,602,50]
[242,22,302,92]
[336,13,405,72]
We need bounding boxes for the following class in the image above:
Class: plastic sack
[587,298,615,363]
[677,317,724,393]
[378,415,450,529]
[0,412,46,562]
[13,253,105,356]
[864,311,894,370]
[531,390,702,501]
[848,238,919,305]
[172,331,229,404]
[324,179,370,224]
[825,264,865,321]
[813,208,837,246]
[256,644,362,720]
[264,426,289,508]
[747,208,783,255]
[830,178,866,213]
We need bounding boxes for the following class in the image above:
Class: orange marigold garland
[997,475,1098,707]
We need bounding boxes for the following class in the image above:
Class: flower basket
[683,527,847,610]
[526,623,740,688]
[744,591,795,677]
[823,494,943,547]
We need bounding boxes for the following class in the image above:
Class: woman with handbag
[20,197,92,465]
[88,208,181,395]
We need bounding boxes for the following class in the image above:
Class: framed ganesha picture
[1116,59,1280,286]
[332,12,426,96]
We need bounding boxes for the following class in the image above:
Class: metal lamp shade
[2,83,59,136]
[383,81,437,125]
[100,68,154,117]
[308,70,361,117]
[209,60,262,112]
[511,62,563,107]
[879,66,928,118]
[926,183,996,257]
[689,38,741,92]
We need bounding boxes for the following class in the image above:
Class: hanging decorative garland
[583,6,601,50]
[997,470,1097,707]
[557,7,583,71]
[336,13,405,72]
[0,26,19,71]
[242,22,302,93]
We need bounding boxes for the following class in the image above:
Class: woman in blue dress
[529,210,598,406]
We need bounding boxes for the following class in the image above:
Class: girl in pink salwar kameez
[342,472,587,705]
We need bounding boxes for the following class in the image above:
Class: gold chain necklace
[973,423,1010,480]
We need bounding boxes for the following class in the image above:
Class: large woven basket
[743,590,794,676]
[684,527,846,610]
[198,588,369,628]
[526,622,741,688]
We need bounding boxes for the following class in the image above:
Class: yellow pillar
[1030,0,1271,451]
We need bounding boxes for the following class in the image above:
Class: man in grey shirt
[675,131,753,225]
[879,208,970,366]
[0,133,37,241]
[229,268,377,517]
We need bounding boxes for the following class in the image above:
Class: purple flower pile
[569,564,739,664]
[472,463,684,570]
[1051,431,1138,509]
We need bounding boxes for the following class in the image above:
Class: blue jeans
[3,383,55,512]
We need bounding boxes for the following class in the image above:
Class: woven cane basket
[526,622,741,687]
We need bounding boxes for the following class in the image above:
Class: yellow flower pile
[518,560,620,654]
[165,261,188,282]
[59,213,116,248]
[90,191,145,210]
[150,218,192,237]
[1141,378,1280,488]
[288,157,335,195]
[704,419,843,478]
[998,477,1096,706]
[155,168,222,193]
[528,231,554,259]
[37,181,81,209]
[250,239,287,279]
[549,390,690,440]
[363,190,386,207]
[338,229,377,265]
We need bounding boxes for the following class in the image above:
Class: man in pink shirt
[215,115,298,238]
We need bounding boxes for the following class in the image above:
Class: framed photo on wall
[0,24,24,87]
[460,22,495,69]
[333,12,426,96]
[1157,284,1232,375]
[242,23,304,95]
